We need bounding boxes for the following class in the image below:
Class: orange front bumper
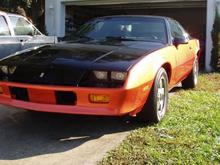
[0,81,152,116]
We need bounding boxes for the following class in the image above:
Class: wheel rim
[157,76,167,120]
[193,59,199,85]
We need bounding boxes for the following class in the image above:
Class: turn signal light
[89,94,110,103]
[0,87,3,94]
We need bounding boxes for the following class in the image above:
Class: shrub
[211,9,220,72]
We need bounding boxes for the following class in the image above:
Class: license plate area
[9,87,29,101]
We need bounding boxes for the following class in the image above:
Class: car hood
[0,41,165,86]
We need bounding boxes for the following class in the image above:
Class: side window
[169,20,184,38]
[9,16,35,36]
[0,16,10,36]
[176,21,190,40]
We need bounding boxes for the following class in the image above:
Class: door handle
[20,39,26,46]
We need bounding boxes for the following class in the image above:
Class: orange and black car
[0,16,200,123]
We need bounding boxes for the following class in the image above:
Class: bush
[211,9,220,72]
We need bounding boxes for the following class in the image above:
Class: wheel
[182,57,199,89]
[137,68,169,123]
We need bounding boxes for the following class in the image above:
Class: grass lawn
[100,73,220,165]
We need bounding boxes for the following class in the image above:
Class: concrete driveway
[0,105,141,165]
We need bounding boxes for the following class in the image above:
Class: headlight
[0,66,8,74]
[93,71,108,80]
[0,66,17,75]
[9,66,17,74]
[79,70,127,88]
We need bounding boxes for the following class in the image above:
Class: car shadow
[169,84,183,96]
[0,107,143,160]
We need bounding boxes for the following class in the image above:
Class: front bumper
[0,81,152,116]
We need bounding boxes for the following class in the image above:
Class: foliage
[0,0,45,31]
[211,9,220,72]
[100,73,220,165]
[0,0,32,12]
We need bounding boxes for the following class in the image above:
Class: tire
[182,57,199,89]
[137,68,169,123]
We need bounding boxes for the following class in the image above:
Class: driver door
[169,19,192,82]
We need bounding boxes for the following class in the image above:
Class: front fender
[125,51,169,90]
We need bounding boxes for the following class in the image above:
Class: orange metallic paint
[0,80,152,116]
[125,39,199,91]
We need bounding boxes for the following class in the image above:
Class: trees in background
[211,9,220,72]
[0,0,45,32]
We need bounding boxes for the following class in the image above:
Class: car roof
[7,13,24,18]
[96,15,170,20]
[0,10,7,16]
[0,10,25,18]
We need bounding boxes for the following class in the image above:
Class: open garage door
[65,1,206,37]
[65,0,206,67]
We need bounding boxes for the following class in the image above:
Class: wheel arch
[161,62,172,84]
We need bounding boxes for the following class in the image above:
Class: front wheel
[137,68,169,123]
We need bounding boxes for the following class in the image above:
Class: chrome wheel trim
[193,59,199,85]
[157,76,167,120]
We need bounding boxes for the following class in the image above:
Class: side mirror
[173,37,188,47]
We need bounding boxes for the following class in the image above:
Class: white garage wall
[206,0,220,71]
[45,0,66,37]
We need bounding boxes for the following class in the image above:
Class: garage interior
[65,0,207,67]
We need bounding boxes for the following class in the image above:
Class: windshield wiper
[77,35,94,40]
[105,36,138,41]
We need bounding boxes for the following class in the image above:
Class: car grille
[55,91,77,105]
[10,87,29,101]
[9,87,77,105]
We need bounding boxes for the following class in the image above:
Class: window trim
[0,15,11,36]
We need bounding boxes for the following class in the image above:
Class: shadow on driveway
[0,107,142,160]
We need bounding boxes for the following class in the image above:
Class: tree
[0,0,45,30]
[211,9,220,72]
[0,0,32,12]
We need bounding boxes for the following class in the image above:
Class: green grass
[100,73,220,165]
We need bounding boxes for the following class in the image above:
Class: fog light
[89,94,110,103]
[0,87,3,94]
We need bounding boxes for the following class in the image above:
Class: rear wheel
[182,57,199,89]
[137,68,169,123]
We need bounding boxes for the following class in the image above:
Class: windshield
[75,17,168,43]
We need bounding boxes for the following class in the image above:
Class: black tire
[182,57,199,89]
[137,68,169,123]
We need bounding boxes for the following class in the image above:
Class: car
[0,11,57,59]
[0,15,200,123]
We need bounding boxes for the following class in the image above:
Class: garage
[65,1,206,41]
[45,0,219,71]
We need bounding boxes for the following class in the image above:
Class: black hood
[0,41,165,86]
